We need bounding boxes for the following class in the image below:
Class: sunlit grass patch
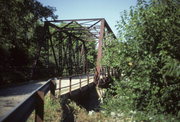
[27,94,61,122]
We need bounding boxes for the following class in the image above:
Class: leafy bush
[0,0,57,85]
[102,0,180,121]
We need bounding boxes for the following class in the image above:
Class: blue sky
[37,0,137,35]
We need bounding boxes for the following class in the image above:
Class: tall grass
[27,94,61,122]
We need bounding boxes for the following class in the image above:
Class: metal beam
[74,21,99,39]
[104,20,116,39]
[47,22,96,42]
[95,19,105,84]
[46,18,104,23]
[44,18,117,84]
[88,20,101,29]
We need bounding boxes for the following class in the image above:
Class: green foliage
[27,95,61,122]
[48,23,97,76]
[0,0,57,85]
[102,0,180,121]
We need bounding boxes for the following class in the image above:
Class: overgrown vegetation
[27,95,61,122]
[0,0,57,85]
[60,99,114,122]
[1,0,180,121]
[0,0,96,86]
[102,0,180,121]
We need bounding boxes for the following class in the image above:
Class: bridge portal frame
[44,18,116,84]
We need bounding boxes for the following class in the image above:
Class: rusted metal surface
[0,93,36,122]
[0,80,56,122]
[44,18,116,84]
[0,71,108,121]
[30,18,115,83]
[47,18,105,22]
[35,91,44,122]
[95,19,105,84]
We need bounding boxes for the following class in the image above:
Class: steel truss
[38,18,116,83]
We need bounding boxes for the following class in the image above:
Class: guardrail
[0,73,95,122]
[0,69,113,122]
[57,73,94,96]
[0,79,56,122]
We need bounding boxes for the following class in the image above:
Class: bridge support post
[59,77,61,96]
[50,80,56,99]
[105,67,107,77]
[35,91,44,122]
[102,67,104,78]
[87,72,89,86]
[95,19,105,84]
[107,67,110,77]
[79,74,82,91]
[111,68,112,76]
[69,76,72,94]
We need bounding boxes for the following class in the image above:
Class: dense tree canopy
[0,0,97,85]
[102,0,180,121]
[0,0,57,85]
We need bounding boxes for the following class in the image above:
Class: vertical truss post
[75,40,79,74]
[50,35,59,75]
[95,19,105,84]
[82,42,87,74]
[44,22,50,68]
[68,35,73,75]
[58,34,63,75]
[46,26,50,69]
[44,19,116,84]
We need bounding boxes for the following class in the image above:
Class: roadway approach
[0,74,95,119]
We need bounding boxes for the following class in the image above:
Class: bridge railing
[0,79,56,122]
[57,72,95,96]
[0,72,96,122]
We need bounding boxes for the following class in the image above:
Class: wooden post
[35,91,44,122]
[50,80,56,99]
[79,74,82,90]
[69,76,72,94]
[87,72,89,86]
[59,78,61,96]
[102,67,105,78]
[112,68,114,76]
[107,67,110,77]
[110,68,112,76]
[114,69,117,78]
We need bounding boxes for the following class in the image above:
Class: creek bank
[60,85,107,122]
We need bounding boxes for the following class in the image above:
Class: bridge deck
[0,74,95,119]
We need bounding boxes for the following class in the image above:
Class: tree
[102,0,180,121]
[0,0,57,85]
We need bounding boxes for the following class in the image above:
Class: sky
[37,0,137,36]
